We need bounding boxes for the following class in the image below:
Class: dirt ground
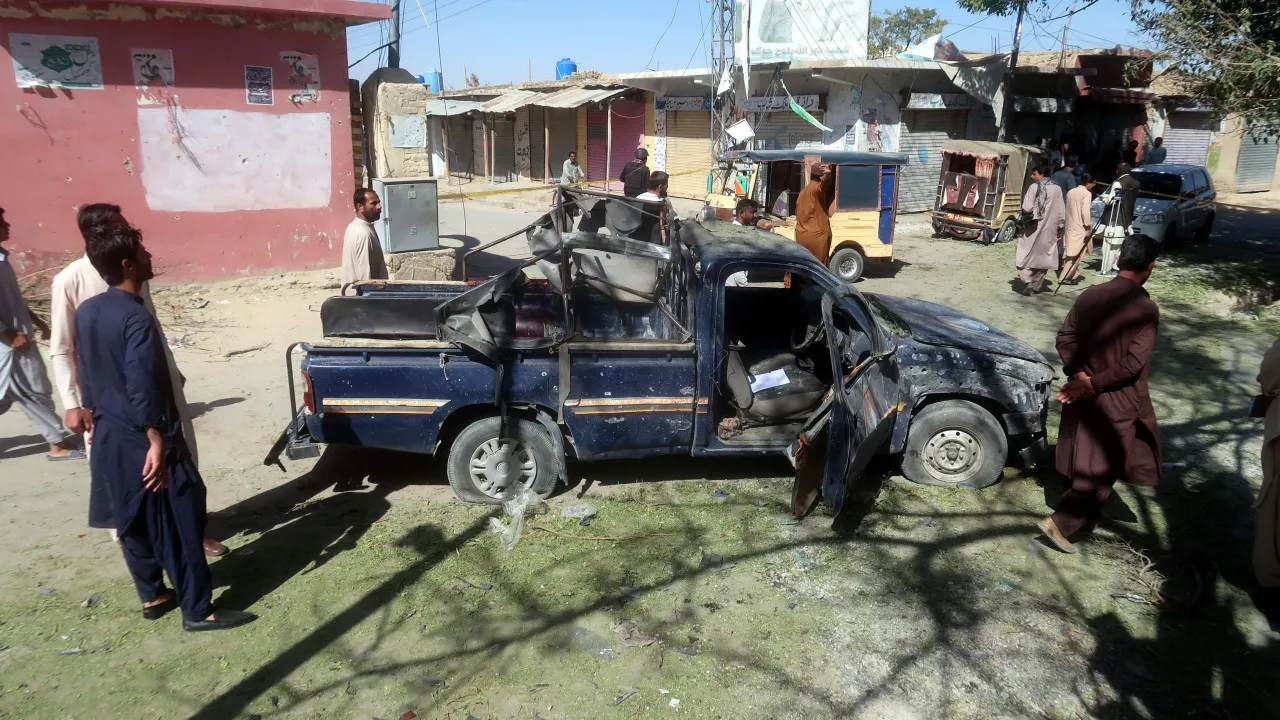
[2,206,1279,719]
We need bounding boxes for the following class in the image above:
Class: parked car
[1091,164,1216,243]
[266,188,1054,517]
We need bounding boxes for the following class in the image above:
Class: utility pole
[996,0,1026,142]
[711,0,736,159]
[388,0,402,69]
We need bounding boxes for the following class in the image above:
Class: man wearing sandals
[76,224,254,631]
[0,206,83,461]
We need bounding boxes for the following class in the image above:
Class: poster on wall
[280,51,320,103]
[9,33,103,89]
[131,49,175,88]
[245,65,273,106]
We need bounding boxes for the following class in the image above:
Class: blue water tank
[421,68,443,93]
[555,58,578,81]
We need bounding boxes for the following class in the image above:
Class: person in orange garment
[794,162,834,264]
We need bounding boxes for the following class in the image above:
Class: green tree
[1133,0,1280,127]
[868,8,948,59]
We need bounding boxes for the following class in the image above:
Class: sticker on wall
[245,65,273,106]
[131,49,174,88]
[279,51,320,103]
[9,33,103,89]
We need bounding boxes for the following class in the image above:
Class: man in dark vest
[620,148,651,197]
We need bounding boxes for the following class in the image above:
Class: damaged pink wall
[0,1,356,280]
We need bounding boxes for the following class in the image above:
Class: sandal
[142,590,177,620]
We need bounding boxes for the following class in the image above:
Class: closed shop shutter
[753,111,825,150]
[1236,120,1280,192]
[666,110,712,199]
[587,108,608,185]
[546,107,577,181]
[492,116,516,182]
[446,115,474,177]
[530,107,545,180]
[899,110,967,212]
[1163,112,1215,166]
[609,103,646,192]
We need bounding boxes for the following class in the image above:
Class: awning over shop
[480,89,542,114]
[530,85,629,108]
[1082,87,1156,104]
[423,99,485,116]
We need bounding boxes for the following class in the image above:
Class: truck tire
[830,247,865,283]
[447,416,559,504]
[900,400,1007,490]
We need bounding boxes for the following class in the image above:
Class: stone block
[386,248,456,281]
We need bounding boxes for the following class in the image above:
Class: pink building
[0,0,388,280]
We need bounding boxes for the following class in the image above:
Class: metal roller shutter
[446,115,473,177]
[1163,112,1215,166]
[753,111,825,150]
[546,108,577,180]
[492,116,516,182]
[666,110,712,199]
[1235,121,1279,193]
[899,110,967,212]
[530,107,545,180]
[608,103,646,192]
[587,108,608,185]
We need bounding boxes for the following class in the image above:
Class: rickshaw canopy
[940,140,1048,195]
[723,149,909,166]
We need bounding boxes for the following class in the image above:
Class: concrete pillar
[515,107,531,180]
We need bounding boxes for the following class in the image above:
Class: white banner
[735,0,869,64]
[10,33,103,89]
[741,94,820,112]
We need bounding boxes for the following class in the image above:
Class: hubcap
[469,437,537,498]
[924,428,982,483]
[840,257,857,277]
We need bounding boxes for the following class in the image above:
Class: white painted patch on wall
[137,107,332,212]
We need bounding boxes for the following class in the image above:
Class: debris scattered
[611,619,657,647]
[224,343,270,358]
[793,548,819,570]
[566,627,617,661]
[413,674,447,688]
[608,690,638,707]
[699,551,724,568]
[1112,593,1151,604]
[80,594,100,609]
[712,490,729,498]
[659,689,670,695]
[923,516,934,528]
[399,707,418,720]
[167,333,192,350]
[455,576,493,592]
[621,585,642,599]
[270,696,279,709]
[676,647,702,656]
[528,523,674,542]
[188,297,209,309]
[56,649,83,656]
[37,587,55,596]
[669,698,681,707]
[560,503,599,526]
[487,487,547,550]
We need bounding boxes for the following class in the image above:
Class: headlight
[1139,214,1164,224]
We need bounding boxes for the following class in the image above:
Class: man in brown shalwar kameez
[1014,165,1065,295]
[794,162,834,265]
[1038,234,1162,553]
[1255,336,1280,622]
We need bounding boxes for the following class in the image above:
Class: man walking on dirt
[49,204,226,556]
[0,207,82,461]
[795,162,833,265]
[341,189,387,289]
[1038,234,1162,554]
[76,224,255,631]
[1059,173,1096,285]
[1014,165,1064,295]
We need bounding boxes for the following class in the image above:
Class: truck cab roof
[680,219,830,274]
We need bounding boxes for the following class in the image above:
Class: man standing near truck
[341,188,387,289]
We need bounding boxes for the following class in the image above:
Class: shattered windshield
[864,294,911,338]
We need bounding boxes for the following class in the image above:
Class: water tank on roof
[556,58,578,81]
[421,69,443,93]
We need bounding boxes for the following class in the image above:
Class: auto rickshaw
[930,140,1049,244]
[703,149,908,282]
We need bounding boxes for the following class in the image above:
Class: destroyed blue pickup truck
[266,187,1054,517]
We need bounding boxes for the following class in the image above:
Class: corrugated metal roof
[531,85,628,108]
[423,98,485,116]
[480,89,541,113]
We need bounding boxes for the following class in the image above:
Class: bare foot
[144,589,174,608]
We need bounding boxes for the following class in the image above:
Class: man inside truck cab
[340,188,387,290]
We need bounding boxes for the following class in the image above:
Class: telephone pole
[388,0,402,69]
[711,0,736,158]
[996,0,1026,142]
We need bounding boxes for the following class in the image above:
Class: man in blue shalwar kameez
[76,224,255,632]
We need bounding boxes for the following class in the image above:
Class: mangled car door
[790,286,900,519]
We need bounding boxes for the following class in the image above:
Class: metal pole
[606,102,613,191]
[996,0,1026,142]
[388,0,402,69]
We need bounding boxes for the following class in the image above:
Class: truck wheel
[447,416,558,504]
[830,247,865,283]
[994,218,1017,244]
[901,400,1008,490]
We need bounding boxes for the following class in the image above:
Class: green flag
[790,100,832,133]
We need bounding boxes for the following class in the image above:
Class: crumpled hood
[870,294,1050,365]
